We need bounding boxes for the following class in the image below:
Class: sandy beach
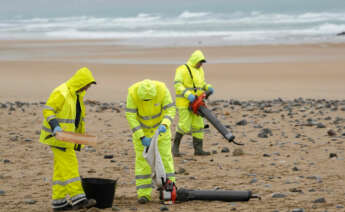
[0,40,345,212]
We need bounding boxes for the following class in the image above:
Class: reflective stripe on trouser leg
[134,140,152,200]
[177,108,204,139]
[51,147,86,207]
[158,129,175,182]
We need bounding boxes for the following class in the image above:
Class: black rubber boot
[72,199,96,210]
[172,132,184,157]
[193,137,210,156]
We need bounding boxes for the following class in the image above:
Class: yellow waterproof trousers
[133,130,175,200]
[51,147,86,209]
[177,108,204,139]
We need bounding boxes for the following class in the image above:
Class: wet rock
[291,209,304,212]
[160,205,169,211]
[329,153,337,158]
[221,147,230,153]
[258,128,273,138]
[24,199,37,204]
[289,188,303,193]
[104,154,114,159]
[0,190,5,195]
[236,119,248,126]
[232,148,244,156]
[249,178,257,184]
[313,197,326,203]
[176,167,186,174]
[327,129,336,136]
[272,193,286,198]
[112,206,121,211]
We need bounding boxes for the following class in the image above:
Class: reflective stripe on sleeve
[132,125,142,133]
[174,81,183,85]
[163,115,173,123]
[163,102,175,110]
[43,105,56,113]
[56,118,74,124]
[42,126,52,133]
[47,115,56,122]
[126,108,138,113]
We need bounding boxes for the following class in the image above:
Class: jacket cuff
[48,119,60,131]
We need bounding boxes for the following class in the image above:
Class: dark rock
[289,188,302,193]
[0,190,5,195]
[316,123,326,128]
[104,154,114,159]
[212,150,217,154]
[313,197,326,203]
[24,199,37,204]
[24,138,32,142]
[221,147,230,153]
[327,129,336,136]
[329,153,337,158]
[336,31,345,36]
[263,153,271,157]
[176,167,186,174]
[250,178,257,184]
[112,206,121,211]
[160,205,169,211]
[309,188,316,192]
[3,159,10,163]
[336,205,344,209]
[291,209,304,212]
[272,193,286,198]
[258,128,273,138]
[236,119,248,126]
[292,166,299,171]
[232,148,244,156]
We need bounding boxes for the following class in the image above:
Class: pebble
[0,190,5,195]
[313,197,326,203]
[104,154,114,159]
[249,178,257,184]
[272,193,286,198]
[112,206,121,211]
[291,209,304,212]
[336,205,344,209]
[327,129,336,136]
[160,205,169,211]
[24,199,37,204]
[232,148,244,156]
[329,153,337,158]
[221,147,230,153]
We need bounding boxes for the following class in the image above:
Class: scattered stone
[87,207,101,212]
[313,197,326,203]
[221,147,230,153]
[249,178,257,184]
[112,206,121,211]
[327,129,336,136]
[289,188,302,193]
[291,209,304,212]
[212,150,217,154]
[316,123,326,128]
[160,205,169,211]
[336,205,344,209]
[3,159,10,163]
[258,128,273,138]
[176,167,186,174]
[329,153,337,158]
[0,190,5,195]
[292,166,299,171]
[263,153,271,157]
[236,119,247,126]
[24,138,32,142]
[24,199,37,204]
[272,193,286,198]
[104,154,114,159]
[232,148,244,156]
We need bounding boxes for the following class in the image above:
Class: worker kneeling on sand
[39,67,97,211]
[125,79,176,204]
[173,50,214,156]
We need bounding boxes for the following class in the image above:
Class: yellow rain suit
[174,50,212,139]
[39,67,96,209]
[125,79,176,200]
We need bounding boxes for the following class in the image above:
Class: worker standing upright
[173,50,214,157]
[39,67,97,211]
[125,79,176,204]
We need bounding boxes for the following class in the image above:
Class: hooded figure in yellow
[173,50,214,156]
[125,79,176,204]
[39,67,96,211]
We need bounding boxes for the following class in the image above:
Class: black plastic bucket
[82,178,117,209]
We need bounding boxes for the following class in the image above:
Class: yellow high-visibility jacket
[39,67,96,149]
[125,80,176,140]
[174,50,212,108]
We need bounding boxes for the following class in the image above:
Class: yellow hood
[66,67,96,93]
[186,50,206,68]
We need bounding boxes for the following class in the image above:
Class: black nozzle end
[228,135,235,142]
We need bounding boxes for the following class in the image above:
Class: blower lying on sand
[190,90,243,145]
